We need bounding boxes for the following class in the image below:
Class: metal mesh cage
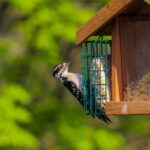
[81,39,111,116]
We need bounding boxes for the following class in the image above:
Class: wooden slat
[111,18,123,102]
[76,0,136,45]
[106,101,150,115]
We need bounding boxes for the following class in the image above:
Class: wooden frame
[107,16,150,115]
[76,0,150,115]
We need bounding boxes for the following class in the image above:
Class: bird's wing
[62,79,83,105]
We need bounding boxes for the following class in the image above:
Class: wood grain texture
[76,0,135,45]
[120,16,150,101]
[111,18,123,102]
[106,101,150,115]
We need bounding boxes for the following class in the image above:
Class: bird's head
[52,62,69,80]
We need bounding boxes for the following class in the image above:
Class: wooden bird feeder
[76,0,150,115]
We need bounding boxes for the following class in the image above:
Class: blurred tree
[0,84,37,148]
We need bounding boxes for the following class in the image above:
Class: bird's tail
[97,108,111,124]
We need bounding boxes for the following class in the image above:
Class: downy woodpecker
[52,62,111,124]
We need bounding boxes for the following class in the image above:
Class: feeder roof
[76,0,150,45]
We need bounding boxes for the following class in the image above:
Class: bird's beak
[63,62,69,69]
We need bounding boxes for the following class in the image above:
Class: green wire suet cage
[81,39,111,116]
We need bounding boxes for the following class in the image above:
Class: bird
[52,62,111,124]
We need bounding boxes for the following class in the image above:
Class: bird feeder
[76,0,150,115]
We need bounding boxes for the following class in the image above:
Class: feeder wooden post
[112,18,123,102]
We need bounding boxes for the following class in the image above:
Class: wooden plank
[111,18,123,102]
[76,0,135,45]
[105,101,150,115]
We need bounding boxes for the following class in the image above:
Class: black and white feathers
[52,63,83,105]
[52,63,111,124]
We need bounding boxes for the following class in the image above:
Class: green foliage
[0,84,37,148]
[10,0,42,13]
[56,121,125,150]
